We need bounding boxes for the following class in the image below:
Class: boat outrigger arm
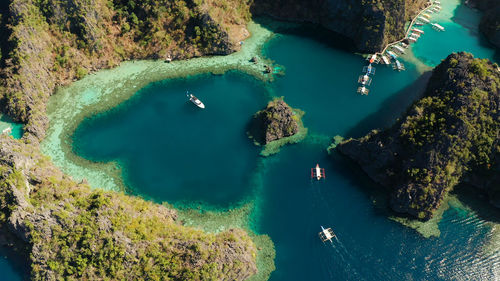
[311,164,326,180]
[319,226,336,243]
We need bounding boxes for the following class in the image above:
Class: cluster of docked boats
[357,57,377,95]
[413,1,444,33]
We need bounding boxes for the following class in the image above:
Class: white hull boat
[187,92,205,109]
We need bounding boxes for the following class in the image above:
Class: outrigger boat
[392,45,405,54]
[186,91,205,109]
[412,28,424,34]
[311,164,326,180]
[358,74,372,86]
[319,226,336,243]
[393,60,406,71]
[357,86,369,95]
[380,55,390,65]
[362,64,376,75]
[418,16,430,23]
[387,50,398,60]
[431,23,445,31]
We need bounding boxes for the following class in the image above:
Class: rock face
[251,0,428,52]
[249,98,300,145]
[337,53,500,220]
[467,0,500,49]
[0,136,258,280]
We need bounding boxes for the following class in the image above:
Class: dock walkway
[377,1,435,56]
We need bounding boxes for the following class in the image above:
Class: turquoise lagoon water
[0,114,23,139]
[6,0,500,280]
[71,6,500,281]
[412,0,497,66]
[72,73,269,206]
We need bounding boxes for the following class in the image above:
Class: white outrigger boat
[186,91,205,109]
[311,164,326,180]
[380,55,390,65]
[431,23,445,31]
[319,226,336,243]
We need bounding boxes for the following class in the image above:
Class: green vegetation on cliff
[0,1,267,279]
[0,0,252,140]
[337,52,500,220]
[247,97,307,156]
[0,136,259,280]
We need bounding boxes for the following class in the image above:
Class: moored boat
[186,91,205,109]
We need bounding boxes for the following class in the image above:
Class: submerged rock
[248,98,300,145]
[337,52,500,220]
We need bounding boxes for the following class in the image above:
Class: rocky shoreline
[337,52,500,220]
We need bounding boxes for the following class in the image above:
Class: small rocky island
[337,52,500,220]
[248,98,306,156]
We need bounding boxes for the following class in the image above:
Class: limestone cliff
[251,0,428,53]
[248,98,300,145]
[337,53,500,220]
[467,0,500,49]
[0,135,258,280]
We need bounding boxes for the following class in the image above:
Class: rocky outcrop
[0,136,258,280]
[337,53,500,220]
[466,0,500,49]
[248,98,300,145]
[251,0,428,52]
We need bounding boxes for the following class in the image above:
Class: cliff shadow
[451,184,500,224]
[344,71,433,139]
[252,17,357,53]
[329,151,395,219]
[0,230,31,281]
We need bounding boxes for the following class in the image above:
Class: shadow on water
[344,71,432,139]
[253,17,357,53]
[452,184,500,224]
[0,242,31,281]
[329,152,393,219]
[452,2,500,63]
